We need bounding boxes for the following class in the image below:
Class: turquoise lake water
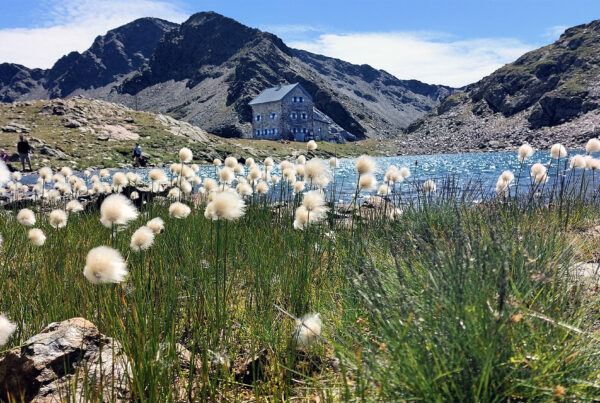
[18,150,593,201]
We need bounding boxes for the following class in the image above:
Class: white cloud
[0,0,188,69]
[290,32,536,87]
[544,25,569,40]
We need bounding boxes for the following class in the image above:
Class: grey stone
[0,317,131,402]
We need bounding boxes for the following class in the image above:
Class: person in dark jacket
[17,135,32,171]
[133,143,142,167]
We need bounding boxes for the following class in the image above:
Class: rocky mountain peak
[405,18,600,154]
[0,12,456,141]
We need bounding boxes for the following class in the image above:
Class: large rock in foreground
[0,318,131,402]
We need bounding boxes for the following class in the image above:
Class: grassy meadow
[1,146,600,401]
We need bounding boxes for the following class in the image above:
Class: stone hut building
[249,83,332,142]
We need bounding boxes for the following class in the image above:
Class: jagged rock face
[0,64,45,102]
[0,12,453,140]
[0,318,131,402]
[46,17,178,97]
[405,19,600,154]
[117,12,454,139]
[0,17,176,102]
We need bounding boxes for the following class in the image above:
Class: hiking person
[17,135,32,171]
[133,143,142,167]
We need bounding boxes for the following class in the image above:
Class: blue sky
[0,0,599,86]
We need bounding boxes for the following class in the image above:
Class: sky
[0,0,599,87]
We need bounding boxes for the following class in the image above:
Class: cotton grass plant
[2,144,600,401]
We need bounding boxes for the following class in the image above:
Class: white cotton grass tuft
[500,170,515,184]
[53,173,65,183]
[126,172,140,185]
[302,190,327,213]
[213,158,222,167]
[66,200,84,213]
[100,169,110,178]
[399,167,411,179]
[49,209,68,229]
[38,167,53,182]
[47,189,61,201]
[169,202,191,219]
[264,157,275,168]
[530,163,548,184]
[329,157,339,168]
[148,168,167,185]
[179,147,193,163]
[304,158,331,188]
[12,171,22,181]
[147,217,165,234]
[294,313,322,347]
[236,182,253,196]
[218,167,235,184]
[378,183,390,195]
[167,187,181,200]
[100,194,139,228]
[307,140,318,151]
[384,166,403,184]
[248,166,261,182]
[204,191,246,221]
[225,156,237,168]
[130,226,155,251]
[586,138,600,154]
[17,208,36,226]
[550,143,567,159]
[83,246,128,284]
[130,191,139,200]
[296,155,306,165]
[295,164,306,180]
[589,158,600,170]
[245,157,255,166]
[256,181,269,194]
[518,144,534,162]
[356,155,376,175]
[112,172,128,190]
[293,181,305,194]
[28,228,46,246]
[496,177,510,197]
[271,175,280,184]
[422,179,437,193]
[60,167,72,177]
[570,155,587,169]
[178,179,193,194]
[283,168,296,184]
[0,314,17,346]
[530,163,547,178]
[0,161,9,187]
[294,192,329,230]
[358,174,377,191]
[204,178,218,192]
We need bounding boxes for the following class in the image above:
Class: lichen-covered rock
[0,317,131,402]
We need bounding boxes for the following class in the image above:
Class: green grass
[1,163,600,401]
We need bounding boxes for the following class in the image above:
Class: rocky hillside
[0,97,392,170]
[0,12,454,140]
[404,19,600,154]
[0,18,177,102]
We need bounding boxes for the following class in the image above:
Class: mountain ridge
[404,19,600,153]
[0,11,455,140]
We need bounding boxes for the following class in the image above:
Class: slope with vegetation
[0,98,393,170]
[0,146,600,400]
